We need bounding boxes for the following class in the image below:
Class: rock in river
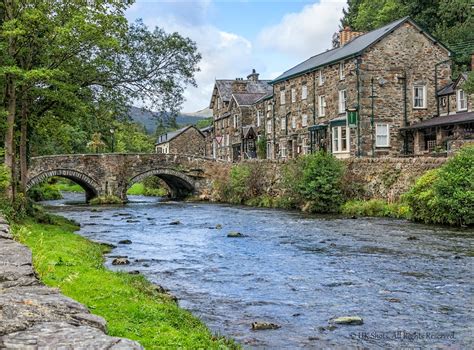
[169,220,181,225]
[112,258,130,265]
[251,322,281,331]
[118,239,132,245]
[227,231,244,238]
[330,316,363,325]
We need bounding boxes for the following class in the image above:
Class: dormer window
[457,89,467,111]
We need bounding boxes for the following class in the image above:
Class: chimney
[232,78,247,93]
[247,69,259,82]
[339,26,364,46]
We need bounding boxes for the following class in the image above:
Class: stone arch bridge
[27,154,229,202]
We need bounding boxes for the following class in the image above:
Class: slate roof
[214,79,272,102]
[437,82,455,96]
[401,111,474,130]
[233,92,270,106]
[272,17,450,84]
[155,125,203,145]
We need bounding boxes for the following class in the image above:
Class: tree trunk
[19,95,28,194]
[4,75,16,199]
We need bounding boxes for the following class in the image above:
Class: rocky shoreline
[0,216,143,349]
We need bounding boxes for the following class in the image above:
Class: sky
[126,0,347,113]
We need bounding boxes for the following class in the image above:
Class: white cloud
[137,14,256,112]
[258,0,346,61]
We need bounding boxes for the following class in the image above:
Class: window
[441,97,447,107]
[302,85,308,100]
[233,114,239,128]
[339,62,345,80]
[281,147,287,158]
[267,103,272,111]
[318,95,326,116]
[225,134,229,146]
[339,89,347,114]
[318,70,324,86]
[457,89,467,111]
[267,119,272,134]
[280,90,286,105]
[291,88,296,103]
[302,114,308,127]
[257,110,261,127]
[332,126,349,153]
[217,99,221,110]
[303,138,310,154]
[413,85,426,108]
[281,116,286,130]
[375,123,390,147]
[291,115,296,129]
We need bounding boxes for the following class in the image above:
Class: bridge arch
[26,169,100,202]
[127,168,195,199]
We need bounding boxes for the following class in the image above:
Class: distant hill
[127,106,208,134]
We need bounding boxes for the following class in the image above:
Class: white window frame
[318,95,326,116]
[291,88,296,103]
[281,146,287,158]
[302,85,308,100]
[338,89,347,114]
[302,114,308,127]
[413,85,427,109]
[281,116,286,130]
[302,138,310,154]
[280,90,286,105]
[375,123,390,147]
[266,119,272,134]
[233,114,239,128]
[291,115,296,129]
[318,70,324,86]
[457,89,467,111]
[256,110,261,127]
[339,62,345,80]
[332,126,350,153]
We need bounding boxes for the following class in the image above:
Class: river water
[44,193,473,349]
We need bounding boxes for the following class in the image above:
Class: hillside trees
[0,0,200,201]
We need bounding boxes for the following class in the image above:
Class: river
[44,192,474,349]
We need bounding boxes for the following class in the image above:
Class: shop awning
[308,124,328,131]
[329,116,347,127]
[401,111,474,130]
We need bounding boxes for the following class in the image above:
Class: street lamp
[110,128,115,153]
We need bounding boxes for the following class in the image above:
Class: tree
[0,1,201,204]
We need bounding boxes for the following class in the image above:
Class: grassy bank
[12,217,237,349]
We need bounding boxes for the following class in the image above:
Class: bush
[28,183,62,201]
[341,199,410,219]
[283,151,345,213]
[405,146,474,226]
[89,195,123,205]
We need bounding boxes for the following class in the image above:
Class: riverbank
[8,215,237,349]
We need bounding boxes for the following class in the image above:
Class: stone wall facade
[168,127,206,156]
[268,21,451,160]
[0,216,143,349]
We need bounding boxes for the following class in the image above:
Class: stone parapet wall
[0,216,143,349]
[343,157,447,201]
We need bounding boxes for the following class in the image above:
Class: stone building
[200,125,214,158]
[269,16,452,159]
[403,63,474,154]
[155,125,206,156]
[209,70,272,161]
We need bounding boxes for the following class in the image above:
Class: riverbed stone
[112,258,130,265]
[251,322,281,330]
[118,239,132,244]
[227,231,244,238]
[330,316,364,325]
[169,220,181,225]
[0,216,143,348]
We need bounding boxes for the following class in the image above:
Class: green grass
[12,218,237,349]
[341,199,411,219]
[55,181,85,193]
[127,183,168,197]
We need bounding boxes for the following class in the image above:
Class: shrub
[283,151,345,213]
[341,199,410,219]
[28,183,62,201]
[405,146,474,226]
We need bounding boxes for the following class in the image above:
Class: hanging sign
[348,110,358,128]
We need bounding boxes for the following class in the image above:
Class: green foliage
[256,135,267,159]
[195,118,212,129]
[405,146,474,226]
[284,152,346,213]
[464,72,474,95]
[28,183,62,202]
[127,182,168,197]
[341,199,410,219]
[89,195,123,205]
[12,218,237,349]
